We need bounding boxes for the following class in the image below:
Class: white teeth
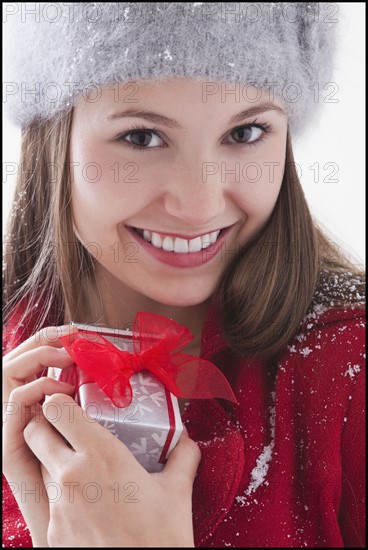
[174,237,189,253]
[188,236,202,253]
[201,234,211,249]
[135,227,222,253]
[143,229,151,242]
[151,232,162,248]
[209,230,220,243]
[162,235,174,252]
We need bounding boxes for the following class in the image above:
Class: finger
[4,324,79,362]
[23,411,74,474]
[41,393,133,457]
[162,430,202,486]
[40,463,53,489]
[3,377,76,437]
[4,345,75,381]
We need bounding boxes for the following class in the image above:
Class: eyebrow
[105,102,286,129]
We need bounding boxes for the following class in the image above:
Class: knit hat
[3,2,338,136]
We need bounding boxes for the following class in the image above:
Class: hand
[3,325,78,547]
[24,394,201,547]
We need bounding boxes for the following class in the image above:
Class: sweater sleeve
[339,355,366,547]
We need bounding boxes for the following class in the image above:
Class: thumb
[163,426,202,484]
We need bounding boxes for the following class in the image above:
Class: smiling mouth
[128,226,228,254]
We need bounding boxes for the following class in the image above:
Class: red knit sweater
[2,296,366,548]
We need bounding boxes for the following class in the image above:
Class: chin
[144,285,215,308]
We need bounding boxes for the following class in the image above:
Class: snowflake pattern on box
[74,328,183,473]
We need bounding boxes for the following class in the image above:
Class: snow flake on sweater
[236,391,276,507]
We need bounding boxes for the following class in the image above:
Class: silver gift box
[48,323,183,473]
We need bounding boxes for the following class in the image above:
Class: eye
[116,125,164,149]
[115,120,272,151]
[225,123,271,146]
[230,126,262,143]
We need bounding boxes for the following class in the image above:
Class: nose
[163,159,226,229]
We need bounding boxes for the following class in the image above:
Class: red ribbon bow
[58,312,238,407]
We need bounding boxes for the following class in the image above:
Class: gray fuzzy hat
[3,2,338,136]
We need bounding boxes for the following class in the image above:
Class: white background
[2,3,366,267]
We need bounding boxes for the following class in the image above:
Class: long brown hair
[3,112,365,359]
[212,133,365,358]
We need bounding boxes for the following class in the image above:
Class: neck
[68,266,211,356]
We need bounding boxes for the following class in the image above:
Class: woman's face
[70,78,288,307]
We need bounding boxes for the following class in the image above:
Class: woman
[3,3,365,547]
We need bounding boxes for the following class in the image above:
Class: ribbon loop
[59,312,238,408]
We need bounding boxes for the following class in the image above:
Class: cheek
[231,152,285,219]
[70,138,148,233]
